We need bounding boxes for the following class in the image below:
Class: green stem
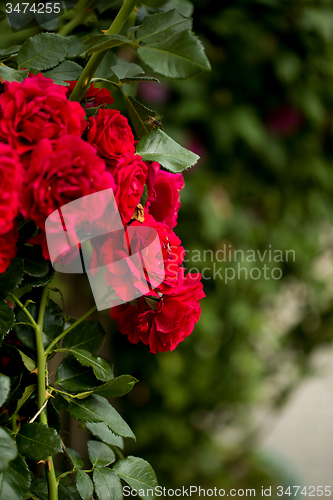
[58,0,95,37]
[44,304,97,357]
[35,286,58,500]
[10,294,38,330]
[69,0,138,102]
[36,287,49,422]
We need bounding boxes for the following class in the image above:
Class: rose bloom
[0,144,22,234]
[0,74,86,155]
[147,162,184,228]
[110,273,205,353]
[21,135,115,229]
[0,225,18,274]
[111,155,148,223]
[130,213,185,293]
[87,109,135,166]
[67,81,114,108]
[99,213,184,302]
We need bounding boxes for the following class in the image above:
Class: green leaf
[42,300,64,345]
[43,61,83,84]
[24,256,49,278]
[88,440,115,467]
[93,468,123,500]
[17,33,70,71]
[85,34,132,54]
[16,422,62,460]
[0,300,15,341]
[0,258,24,299]
[66,448,84,469]
[16,384,36,412]
[21,265,55,288]
[95,50,117,79]
[0,374,10,407]
[46,400,61,433]
[111,59,144,79]
[0,454,30,500]
[94,375,138,399]
[55,357,102,393]
[0,45,22,57]
[120,76,160,84]
[68,349,113,382]
[85,422,124,448]
[17,350,36,372]
[31,478,75,500]
[76,469,94,500]
[62,320,105,354]
[0,65,28,83]
[135,9,192,44]
[137,29,211,79]
[0,427,17,472]
[136,128,199,172]
[113,456,158,500]
[124,95,157,139]
[67,395,136,439]
[140,185,148,207]
[162,0,194,17]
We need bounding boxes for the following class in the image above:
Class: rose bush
[0,72,205,353]
[0,5,210,499]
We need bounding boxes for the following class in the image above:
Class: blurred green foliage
[114,0,333,494]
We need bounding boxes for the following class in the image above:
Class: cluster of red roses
[0,73,204,353]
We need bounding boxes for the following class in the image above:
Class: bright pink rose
[0,225,18,274]
[146,162,184,228]
[21,135,115,229]
[111,155,148,223]
[0,74,86,155]
[87,109,135,166]
[66,81,114,108]
[110,273,205,353]
[0,144,22,234]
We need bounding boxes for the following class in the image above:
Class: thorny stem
[69,0,138,103]
[58,0,95,37]
[12,286,58,500]
[35,286,58,500]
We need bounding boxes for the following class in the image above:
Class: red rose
[130,213,185,293]
[110,273,205,353]
[111,155,148,223]
[21,135,115,229]
[99,213,184,302]
[0,144,22,234]
[0,225,18,274]
[0,74,86,155]
[87,109,135,165]
[67,81,114,108]
[146,162,184,228]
